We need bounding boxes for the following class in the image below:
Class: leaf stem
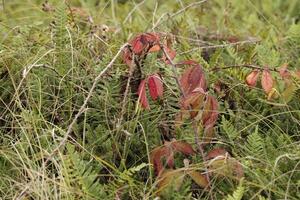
[160,44,213,196]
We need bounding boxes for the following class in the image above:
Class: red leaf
[144,32,160,43]
[150,140,195,176]
[278,63,290,79]
[147,74,163,100]
[150,146,173,176]
[246,70,260,87]
[180,90,205,118]
[202,95,219,128]
[261,68,274,94]
[206,148,228,160]
[171,141,196,155]
[179,61,207,94]
[132,38,147,55]
[137,79,150,109]
[202,95,218,143]
[129,33,160,55]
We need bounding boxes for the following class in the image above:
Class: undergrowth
[0,0,299,199]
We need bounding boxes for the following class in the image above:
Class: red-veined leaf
[148,74,163,100]
[245,70,260,87]
[261,68,274,94]
[137,79,150,109]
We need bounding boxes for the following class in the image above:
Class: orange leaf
[261,68,274,94]
[137,79,150,109]
[147,74,163,100]
[246,70,260,87]
[148,44,161,52]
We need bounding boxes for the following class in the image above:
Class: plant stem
[160,45,213,196]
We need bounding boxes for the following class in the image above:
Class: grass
[0,0,300,199]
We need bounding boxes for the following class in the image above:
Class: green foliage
[245,126,264,157]
[224,179,245,200]
[0,0,300,199]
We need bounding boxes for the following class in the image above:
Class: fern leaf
[224,179,245,200]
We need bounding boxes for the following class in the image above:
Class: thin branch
[46,43,129,163]
[210,64,279,72]
[178,38,260,55]
[117,52,136,130]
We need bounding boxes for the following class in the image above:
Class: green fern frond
[226,45,244,65]
[117,163,148,185]
[63,144,108,199]
[245,126,264,157]
[224,179,245,200]
[221,115,240,141]
[52,2,70,74]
